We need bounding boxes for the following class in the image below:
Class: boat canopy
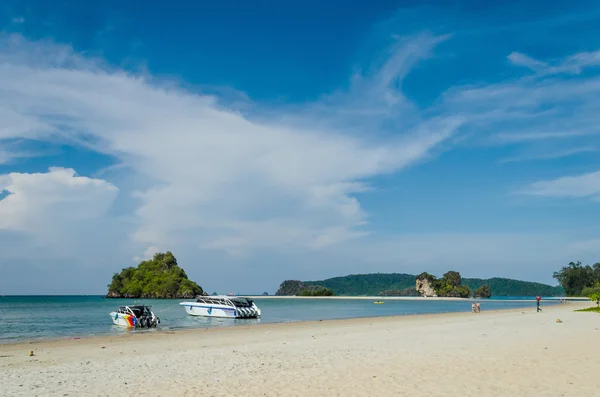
[117,305,153,318]
[192,295,255,308]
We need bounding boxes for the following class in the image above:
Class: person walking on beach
[476,301,481,313]
[471,302,476,313]
[536,296,542,312]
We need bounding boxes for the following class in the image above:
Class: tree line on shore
[553,261,600,305]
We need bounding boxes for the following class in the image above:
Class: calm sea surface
[0,296,557,343]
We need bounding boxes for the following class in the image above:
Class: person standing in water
[536,295,542,312]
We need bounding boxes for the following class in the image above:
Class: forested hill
[304,273,415,296]
[461,277,563,297]
[303,273,564,297]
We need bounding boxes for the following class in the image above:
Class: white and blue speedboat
[179,295,261,319]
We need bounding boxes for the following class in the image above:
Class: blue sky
[1,0,599,294]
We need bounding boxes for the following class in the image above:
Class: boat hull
[109,312,137,327]
[180,303,238,318]
[180,302,260,318]
[109,311,159,328]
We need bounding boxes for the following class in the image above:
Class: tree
[417,271,471,298]
[276,280,307,296]
[443,271,462,287]
[300,286,334,296]
[553,261,596,296]
[474,285,492,298]
[593,263,600,281]
[106,251,203,298]
[276,280,334,296]
[416,272,435,283]
[589,292,600,308]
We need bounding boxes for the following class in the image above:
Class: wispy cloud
[507,52,549,73]
[0,32,459,259]
[508,50,600,76]
[523,170,600,199]
[11,17,25,24]
[1,19,600,291]
[440,48,600,149]
[500,146,597,163]
[0,139,60,164]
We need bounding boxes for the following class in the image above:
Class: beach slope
[1,302,598,396]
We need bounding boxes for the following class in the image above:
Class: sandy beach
[1,302,598,397]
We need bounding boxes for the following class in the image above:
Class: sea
[0,295,558,344]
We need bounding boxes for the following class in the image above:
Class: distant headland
[276,270,565,298]
[106,251,204,299]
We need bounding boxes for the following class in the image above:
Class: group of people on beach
[470,296,566,314]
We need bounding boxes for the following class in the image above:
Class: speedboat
[109,305,160,328]
[180,295,261,319]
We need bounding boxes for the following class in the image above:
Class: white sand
[1,302,599,397]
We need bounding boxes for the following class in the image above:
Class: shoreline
[2,294,584,301]
[252,295,584,301]
[0,300,585,348]
[2,301,597,396]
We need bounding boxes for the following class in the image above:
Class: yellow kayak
[373,301,384,304]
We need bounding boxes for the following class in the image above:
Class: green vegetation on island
[106,251,203,299]
[295,272,563,297]
[461,278,562,297]
[473,285,492,299]
[276,280,334,296]
[304,273,415,296]
[379,288,420,296]
[416,271,472,298]
[553,261,600,296]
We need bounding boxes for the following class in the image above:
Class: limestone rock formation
[415,273,438,297]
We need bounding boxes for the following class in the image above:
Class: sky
[1,0,599,295]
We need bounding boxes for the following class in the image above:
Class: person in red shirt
[536,296,542,312]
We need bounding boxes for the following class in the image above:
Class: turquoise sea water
[0,296,556,343]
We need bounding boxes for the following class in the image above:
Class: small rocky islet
[106,251,204,299]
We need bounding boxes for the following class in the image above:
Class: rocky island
[106,251,204,299]
[415,271,473,298]
[276,280,334,296]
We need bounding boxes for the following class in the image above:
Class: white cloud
[508,50,600,75]
[507,52,549,72]
[132,245,162,262]
[0,166,131,286]
[0,31,599,293]
[523,170,600,199]
[11,17,25,24]
[499,146,597,163]
[0,33,460,259]
[0,167,118,235]
[441,48,600,149]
